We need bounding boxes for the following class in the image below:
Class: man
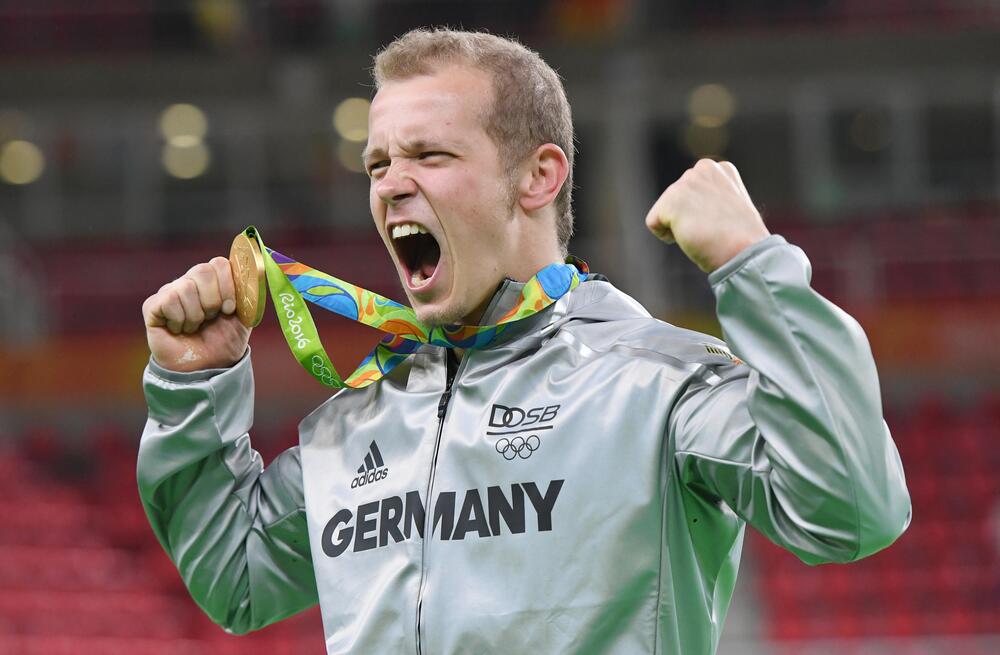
[138,29,911,655]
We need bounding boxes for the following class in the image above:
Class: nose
[374,161,417,208]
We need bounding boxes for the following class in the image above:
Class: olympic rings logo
[311,354,336,387]
[495,435,540,460]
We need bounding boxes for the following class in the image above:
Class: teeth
[391,223,428,240]
[410,270,426,287]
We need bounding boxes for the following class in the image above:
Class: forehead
[367,65,492,146]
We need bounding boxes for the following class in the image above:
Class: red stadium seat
[752,393,1000,641]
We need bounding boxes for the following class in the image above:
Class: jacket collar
[403,272,648,391]
[417,268,644,358]
[479,277,527,325]
[466,274,583,351]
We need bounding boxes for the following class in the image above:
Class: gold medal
[229,230,266,328]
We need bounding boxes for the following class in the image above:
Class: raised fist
[142,257,251,372]
[645,159,770,273]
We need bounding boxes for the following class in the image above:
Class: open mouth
[391,223,441,289]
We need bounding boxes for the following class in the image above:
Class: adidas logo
[351,440,389,489]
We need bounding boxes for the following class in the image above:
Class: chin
[412,303,464,327]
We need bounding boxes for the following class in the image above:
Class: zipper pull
[438,348,458,419]
[437,388,452,419]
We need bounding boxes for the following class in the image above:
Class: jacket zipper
[415,351,457,655]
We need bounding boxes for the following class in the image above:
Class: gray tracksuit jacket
[137,236,911,654]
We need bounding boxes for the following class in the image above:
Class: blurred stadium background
[1,1,998,654]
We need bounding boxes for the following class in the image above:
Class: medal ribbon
[245,226,588,388]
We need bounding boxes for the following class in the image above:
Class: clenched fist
[142,257,251,372]
[645,159,770,273]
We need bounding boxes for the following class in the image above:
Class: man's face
[365,65,517,326]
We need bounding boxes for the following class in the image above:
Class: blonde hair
[373,28,575,253]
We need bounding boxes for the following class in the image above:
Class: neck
[462,258,561,326]
[454,254,564,362]
[456,216,562,334]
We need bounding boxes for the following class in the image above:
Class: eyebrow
[361,145,382,162]
[362,138,460,162]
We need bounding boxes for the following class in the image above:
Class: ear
[517,144,569,213]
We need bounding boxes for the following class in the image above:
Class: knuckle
[212,258,234,285]
[212,260,232,279]
[187,263,213,281]
[179,277,198,293]
[145,293,164,312]
[163,294,182,318]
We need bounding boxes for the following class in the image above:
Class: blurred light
[168,134,202,148]
[849,108,892,152]
[160,104,208,145]
[0,140,45,185]
[194,0,245,48]
[688,84,736,128]
[337,139,366,174]
[683,123,729,159]
[162,142,211,179]
[333,98,370,143]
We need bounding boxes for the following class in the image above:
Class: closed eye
[368,151,453,177]
[367,159,389,176]
[419,151,451,161]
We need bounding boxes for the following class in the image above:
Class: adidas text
[351,467,389,488]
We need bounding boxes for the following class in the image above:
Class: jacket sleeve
[136,351,318,633]
[668,235,911,565]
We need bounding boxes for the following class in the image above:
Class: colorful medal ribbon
[245,226,588,389]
